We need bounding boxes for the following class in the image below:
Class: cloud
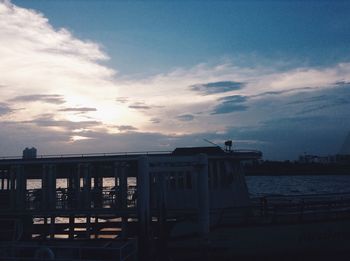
[128,101,162,111]
[58,107,97,112]
[176,114,195,122]
[20,114,101,131]
[286,95,329,105]
[218,95,248,103]
[128,103,151,110]
[150,118,161,124]
[335,81,350,86]
[0,1,120,129]
[0,103,12,116]
[261,116,328,127]
[298,99,350,114]
[115,97,129,104]
[116,125,138,132]
[9,94,65,104]
[211,95,248,114]
[251,87,314,98]
[190,81,245,95]
[279,85,350,115]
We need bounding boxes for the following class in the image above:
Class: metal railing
[24,186,138,211]
[213,193,350,227]
[0,150,171,161]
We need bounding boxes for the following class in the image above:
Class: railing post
[137,156,150,261]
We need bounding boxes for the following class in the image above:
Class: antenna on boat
[224,140,233,152]
[203,139,220,147]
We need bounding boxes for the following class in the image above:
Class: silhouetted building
[22,147,37,159]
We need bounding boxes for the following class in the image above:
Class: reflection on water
[246,175,350,197]
[27,175,350,199]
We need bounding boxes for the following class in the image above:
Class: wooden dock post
[137,156,150,260]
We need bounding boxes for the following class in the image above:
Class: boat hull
[168,217,350,259]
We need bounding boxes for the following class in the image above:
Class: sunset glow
[1,0,350,159]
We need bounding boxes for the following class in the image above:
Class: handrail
[0,150,171,160]
[251,191,350,199]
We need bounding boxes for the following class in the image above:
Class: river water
[246,175,350,197]
[27,175,350,197]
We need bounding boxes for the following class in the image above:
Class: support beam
[137,156,150,261]
[48,165,56,210]
[93,172,102,209]
[157,172,168,259]
[118,163,128,210]
[114,162,128,239]
[197,153,209,238]
[13,165,26,210]
[81,164,91,209]
[50,216,55,239]
[10,167,16,210]
[42,165,56,211]
[69,215,74,239]
[1,174,4,190]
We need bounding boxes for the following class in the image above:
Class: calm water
[246,175,350,197]
[27,175,350,197]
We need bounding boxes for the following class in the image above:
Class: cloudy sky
[1,0,350,159]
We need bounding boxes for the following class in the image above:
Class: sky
[1,0,350,160]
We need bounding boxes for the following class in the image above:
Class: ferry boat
[0,142,350,260]
[159,145,350,260]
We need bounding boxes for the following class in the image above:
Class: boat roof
[172,146,225,156]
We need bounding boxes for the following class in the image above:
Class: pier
[0,146,264,260]
[0,150,221,260]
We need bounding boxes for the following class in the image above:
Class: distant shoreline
[245,172,350,176]
[244,162,350,176]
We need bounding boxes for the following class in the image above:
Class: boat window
[185,171,192,189]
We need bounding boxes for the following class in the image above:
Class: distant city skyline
[1,0,350,159]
